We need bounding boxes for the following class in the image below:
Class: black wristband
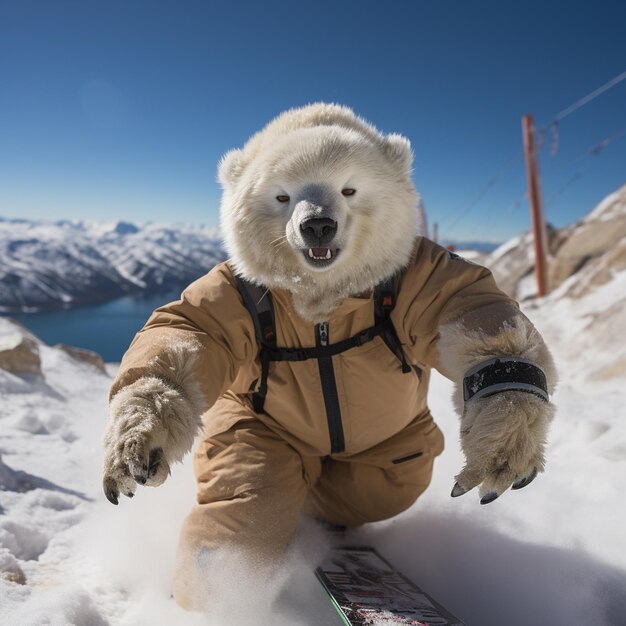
[463,358,549,403]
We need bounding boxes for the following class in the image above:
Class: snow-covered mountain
[2,187,626,625]
[440,239,501,253]
[484,182,626,382]
[2,235,626,624]
[0,219,226,313]
[485,182,626,302]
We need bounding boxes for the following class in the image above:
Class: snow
[452,249,486,264]
[488,233,525,262]
[0,334,23,351]
[2,265,626,624]
[584,183,626,223]
[0,219,225,313]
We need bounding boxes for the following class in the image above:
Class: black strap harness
[463,357,549,403]
[236,274,412,414]
[236,276,550,416]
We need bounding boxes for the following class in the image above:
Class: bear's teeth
[308,248,333,260]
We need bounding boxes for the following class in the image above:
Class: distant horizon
[2,2,625,243]
[0,209,524,246]
[3,173,621,249]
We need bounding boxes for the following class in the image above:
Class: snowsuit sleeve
[396,239,555,388]
[109,262,257,415]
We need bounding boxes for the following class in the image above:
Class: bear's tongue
[308,247,332,260]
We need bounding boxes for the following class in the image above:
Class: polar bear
[102,103,557,610]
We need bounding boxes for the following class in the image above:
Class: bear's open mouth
[302,247,340,267]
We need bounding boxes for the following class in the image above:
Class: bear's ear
[384,134,413,173]
[217,149,245,187]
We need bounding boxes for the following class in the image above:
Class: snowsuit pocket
[391,451,424,465]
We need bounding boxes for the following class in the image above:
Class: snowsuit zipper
[316,321,345,454]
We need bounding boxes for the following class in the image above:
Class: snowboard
[316,546,464,626]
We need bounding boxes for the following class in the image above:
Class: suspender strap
[463,358,549,403]
[254,350,270,413]
[374,274,397,325]
[263,319,395,361]
[374,274,412,373]
[236,276,276,413]
[235,272,412,414]
[236,278,276,346]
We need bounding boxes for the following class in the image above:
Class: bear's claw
[104,478,119,505]
[148,447,163,477]
[480,491,499,505]
[450,482,468,498]
[511,467,538,491]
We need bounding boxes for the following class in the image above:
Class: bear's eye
[276,195,290,203]
[342,188,356,197]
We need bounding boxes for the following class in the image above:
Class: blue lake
[7,290,183,362]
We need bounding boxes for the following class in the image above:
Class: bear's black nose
[300,217,337,245]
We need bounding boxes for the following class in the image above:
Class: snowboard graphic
[316,547,464,626]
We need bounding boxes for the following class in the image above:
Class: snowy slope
[2,215,626,623]
[486,182,626,302]
[0,219,226,313]
[2,283,626,625]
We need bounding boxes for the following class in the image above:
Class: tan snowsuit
[108,238,546,608]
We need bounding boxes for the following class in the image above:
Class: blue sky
[1,0,625,243]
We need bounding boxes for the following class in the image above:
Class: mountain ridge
[0,219,226,313]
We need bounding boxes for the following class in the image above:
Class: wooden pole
[417,199,428,237]
[433,221,438,244]
[522,114,549,297]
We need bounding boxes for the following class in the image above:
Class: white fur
[102,338,205,498]
[439,310,558,498]
[218,103,419,322]
[105,104,558,510]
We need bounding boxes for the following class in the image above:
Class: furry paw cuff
[438,311,558,416]
[106,376,203,467]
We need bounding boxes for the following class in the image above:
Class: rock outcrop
[55,344,106,373]
[487,183,626,301]
[0,335,42,376]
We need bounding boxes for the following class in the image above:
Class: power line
[589,125,626,154]
[504,189,528,213]
[550,70,626,155]
[553,71,626,122]
[440,153,522,235]
[544,170,586,210]
[544,126,626,210]
[542,147,589,176]
[441,71,625,238]
[501,126,626,216]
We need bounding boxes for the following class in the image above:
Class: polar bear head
[218,103,419,322]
